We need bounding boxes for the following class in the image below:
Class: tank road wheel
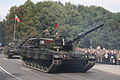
[43,60,48,70]
[41,60,45,70]
[42,60,52,71]
[34,60,38,68]
[22,57,28,65]
[44,60,51,70]
[31,59,35,67]
[23,58,27,65]
[36,60,40,68]
[38,60,45,70]
[47,60,52,68]
[25,60,28,65]
[33,60,37,67]
[33,60,37,68]
[26,59,30,65]
[27,59,31,66]
[23,58,29,65]
[38,60,42,69]
[28,59,32,66]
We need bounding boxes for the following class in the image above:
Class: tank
[18,24,104,73]
[4,39,20,58]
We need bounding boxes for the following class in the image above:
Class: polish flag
[15,15,21,22]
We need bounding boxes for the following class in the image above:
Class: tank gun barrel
[18,36,31,48]
[65,23,104,45]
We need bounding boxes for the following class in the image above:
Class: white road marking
[60,74,82,80]
[2,58,8,60]
[0,66,23,80]
[0,68,3,72]
[18,59,22,61]
[20,67,30,71]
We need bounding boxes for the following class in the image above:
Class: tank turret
[63,24,104,51]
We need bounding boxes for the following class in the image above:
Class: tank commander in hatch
[43,29,50,37]
[54,32,61,38]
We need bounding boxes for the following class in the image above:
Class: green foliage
[2,1,120,49]
[0,22,7,44]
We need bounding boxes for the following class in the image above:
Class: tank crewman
[54,32,61,38]
[54,32,63,46]
[43,29,50,37]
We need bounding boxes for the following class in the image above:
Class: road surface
[0,51,120,80]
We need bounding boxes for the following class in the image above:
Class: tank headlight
[118,58,120,60]
[53,54,70,59]
[89,56,95,59]
[85,56,88,57]
[91,56,95,59]
[53,55,61,58]
[60,54,70,59]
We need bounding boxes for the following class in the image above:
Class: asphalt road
[0,51,120,80]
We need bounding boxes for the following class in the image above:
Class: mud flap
[47,59,62,73]
[81,61,95,73]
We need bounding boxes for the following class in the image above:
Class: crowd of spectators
[75,48,120,65]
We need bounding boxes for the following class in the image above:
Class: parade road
[0,51,120,80]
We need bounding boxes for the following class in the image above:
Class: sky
[0,0,120,21]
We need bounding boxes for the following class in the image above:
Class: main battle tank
[18,24,104,73]
[4,39,20,58]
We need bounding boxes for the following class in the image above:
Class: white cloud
[0,4,10,20]
[0,0,26,21]
[58,0,120,12]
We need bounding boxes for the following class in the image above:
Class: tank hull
[20,48,95,73]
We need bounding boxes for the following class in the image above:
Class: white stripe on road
[60,74,83,80]
[2,58,8,60]
[0,66,23,80]
[20,67,30,71]
[0,68,3,72]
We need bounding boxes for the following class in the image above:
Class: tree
[0,21,7,44]
[4,1,120,49]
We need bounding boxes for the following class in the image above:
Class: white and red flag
[15,15,21,22]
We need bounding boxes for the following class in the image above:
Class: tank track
[22,57,95,73]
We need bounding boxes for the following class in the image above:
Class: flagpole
[13,6,16,40]
[14,15,16,40]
